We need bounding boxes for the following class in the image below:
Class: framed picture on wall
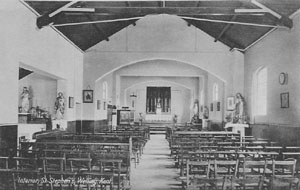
[69,96,74,108]
[217,102,221,111]
[280,92,289,108]
[227,96,235,111]
[83,90,93,103]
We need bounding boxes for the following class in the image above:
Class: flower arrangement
[225,112,233,123]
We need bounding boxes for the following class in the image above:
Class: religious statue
[156,97,162,114]
[173,114,178,125]
[54,92,65,119]
[138,112,143,126]
[193,99,199,116]
[233,92,247,123]
[191,99,200,123]
[203,106,209,119]
[20,86,30,113]
[157,97,161,108]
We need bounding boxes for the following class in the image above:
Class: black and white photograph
[83,90,93,103]
[227,96,235,111]
[281,92,289,108]
[68,96,74,108]
[2,0,300,189]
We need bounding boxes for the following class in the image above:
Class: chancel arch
[94,59,227,124]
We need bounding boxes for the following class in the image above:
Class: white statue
[55,92,65,119]
[156,98,162,114]
[191,99,200,123]
[21,87,30,113]
[139,113,143,126]
[193,99,199,116]
[234,93,246,123]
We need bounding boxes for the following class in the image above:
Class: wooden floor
[131,134,181,190]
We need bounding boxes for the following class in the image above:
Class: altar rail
[145,114,172,123]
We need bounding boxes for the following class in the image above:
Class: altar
[52,119,67,130]
[224,123,249,141]
[145,114,172,123]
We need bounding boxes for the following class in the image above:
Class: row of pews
[167,128,300,190]
[0,125,150,190]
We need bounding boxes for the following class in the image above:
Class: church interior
[1,0,300,189]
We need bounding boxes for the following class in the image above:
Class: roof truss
[23,0,299,52]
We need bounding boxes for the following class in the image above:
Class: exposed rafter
[24,0,300,52]
[184,18,244,50]
[181,16,286,29]
[214,15,237,42]
[86,15,109,41]
[92,7,256,15]
[37,1,78,28]
[250,0,293,28]
[49,1,78,17]
[125,1,137,26]
[63,8,95,13]
[36,4,292,29]
[251,0,281,18]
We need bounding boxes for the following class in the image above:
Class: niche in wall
[18,71,58,123]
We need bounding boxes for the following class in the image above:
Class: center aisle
[131,134,181,190]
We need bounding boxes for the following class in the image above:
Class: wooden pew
[13,128,150,190]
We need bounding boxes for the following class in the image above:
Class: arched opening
[95,59,226,125]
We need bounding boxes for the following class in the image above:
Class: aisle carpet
[131,134,181,190]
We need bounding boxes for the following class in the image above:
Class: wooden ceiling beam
[185,19,244,50]
[251,0,293,28]
[36,2,292,29]
[125,1,137,26]
[37,1,78,29]
[278,15,293,29]
[49,1,78,17]
[86,15,109,41]
[214,15,237,42]
[93,7,245,15]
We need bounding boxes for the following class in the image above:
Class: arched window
[253,67,267,116]
[102,82,108,100]
[213,83,219,101]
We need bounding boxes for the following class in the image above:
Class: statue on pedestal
[138,112,143,126]
[233,92,247,123]
[173,114,178,125]
[203,106,209,119]
[20,87,30,113]
[55,92,65,120]
[191,99,200,123]
[156,97,162,114]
